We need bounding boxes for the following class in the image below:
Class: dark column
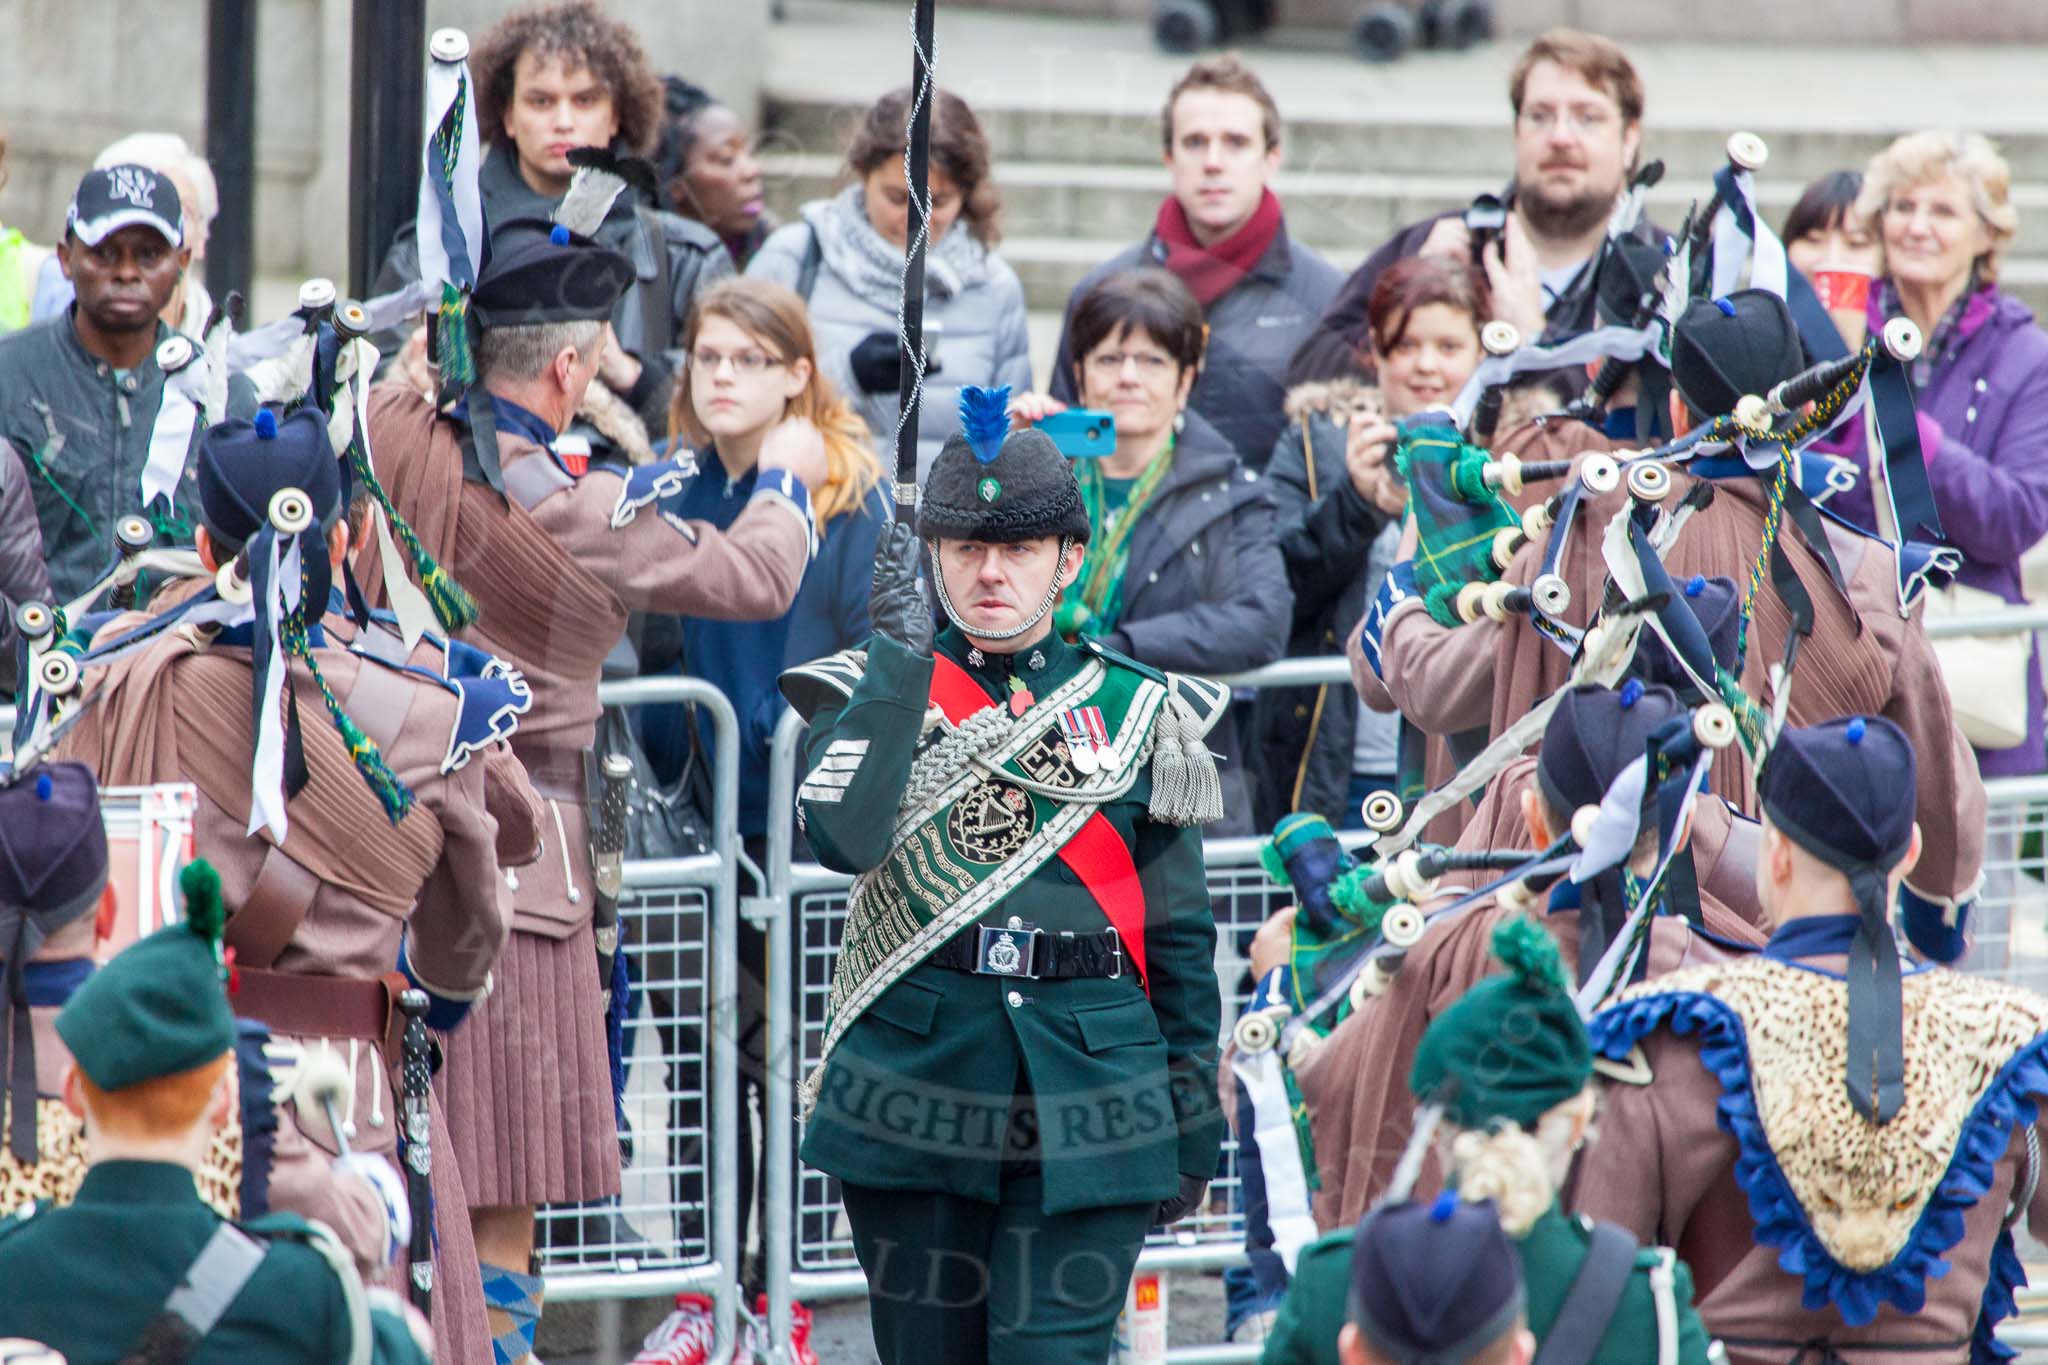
[347,0,427,298]
[203,0,258,305]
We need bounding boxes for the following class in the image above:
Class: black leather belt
[932,920,1125,981]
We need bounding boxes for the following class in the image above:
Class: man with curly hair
[373,0,730,449]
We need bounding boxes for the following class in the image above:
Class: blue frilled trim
[233,1019,278,1219]
[1589,989,2048,1347]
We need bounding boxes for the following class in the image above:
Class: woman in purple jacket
[1832,134,2048,779]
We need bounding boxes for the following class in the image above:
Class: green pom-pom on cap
[1490,914,1568,996]
[179,858,226,951]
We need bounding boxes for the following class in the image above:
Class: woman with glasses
[631,279,887,1309]
[1009,267,1291,835]
[747,85,1032,477]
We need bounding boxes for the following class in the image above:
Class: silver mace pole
[893,0,938,526]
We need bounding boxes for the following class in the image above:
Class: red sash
[928,654,1149,991]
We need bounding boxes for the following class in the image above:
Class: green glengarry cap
[917,386,1091,545]
[55,861,235,1092]
[1408,917,1591,1129]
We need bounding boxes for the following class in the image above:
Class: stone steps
[763,92,2048,186]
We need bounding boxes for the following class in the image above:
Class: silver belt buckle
[1104,927,1124,979]
[978,923,1040,978]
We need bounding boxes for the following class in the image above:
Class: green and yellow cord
[347,436,479,631]
[436,285,476,390]
[282,605,415,825]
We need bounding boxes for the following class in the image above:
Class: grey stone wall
[0,0,766,286]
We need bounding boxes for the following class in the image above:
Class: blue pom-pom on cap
[1846,716,1868,744]
[34,772,52,800]
[1429,1190,1459,1222]
[1715,297,1738,317]
[1619,678,1644,708]
[549,223,571,246]
[956,385,1013,466]
[1686,575,1706,597]
[252,408,278,439]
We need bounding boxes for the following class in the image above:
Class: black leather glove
[869,519,933,657]
[1154,1173,1208,1228]
[849,331,903,395]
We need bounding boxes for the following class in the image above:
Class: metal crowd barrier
[534,678,745,1365]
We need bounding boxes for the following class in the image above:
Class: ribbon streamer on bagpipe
[417,29,483,326]
[1569,739,1715,1019]
[1708,160,1789,303]
[1448,321,1661,430]
[230,280,430,376]
[142,301,237,512]
[247,529,304,842]
[327,333,444,647]
[415,28,498,494]
[1230,966,1322,1273]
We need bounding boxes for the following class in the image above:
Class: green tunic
[792,628,1226,1214]
[1260,1204,1718,1365]
[0,1160,428,1363]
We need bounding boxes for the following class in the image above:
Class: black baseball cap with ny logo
[66,162,183,248]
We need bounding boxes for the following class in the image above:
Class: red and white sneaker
[631,1292,716,1365]
[737,1293,819,1365]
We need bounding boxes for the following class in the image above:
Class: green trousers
[842,1164,1156,1365]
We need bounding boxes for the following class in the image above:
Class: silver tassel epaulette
[1149,694,1225,826]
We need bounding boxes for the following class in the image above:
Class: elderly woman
[748,85,1031,477]
[1010,267,1291,835]
[1827,134,2048,788]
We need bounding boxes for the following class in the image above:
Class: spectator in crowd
[1050,55,1341,473]
[375,0,731,444]
[0,165,253,606]
[1297,30,1651,385]
[1264,1194,1534,1365]
[33,132,219,338]
[1011,267,1291,835]
[0,438,46,699]
[1782,170,1880,351]
[1253,256,1489,829]
[0,133,52,334]
[653,76,772,270]
[635,277,886,1269]
[748,85,1030,477]
[1820,132,2048,791]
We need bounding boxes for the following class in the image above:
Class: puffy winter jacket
[747,185,1033,478]
[1087,408,1293,835]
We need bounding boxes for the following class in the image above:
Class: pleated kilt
[437,921,621,1206]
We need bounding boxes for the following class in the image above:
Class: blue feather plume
[957,385,1012,465]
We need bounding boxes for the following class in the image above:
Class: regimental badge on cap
[977,476,1002,503]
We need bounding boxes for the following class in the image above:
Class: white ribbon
[247,536,303,842]
[1569,754,1651,882]
[417,52,483,293]
[1710,168,1789,302]
[1230,1004,1319,1274]
[343,339,436,649]
[1571,746,1713,1019]
[1449,322,1661,427]
[142,362,208,510]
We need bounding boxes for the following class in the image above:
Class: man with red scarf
[1047,55,1342,474]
